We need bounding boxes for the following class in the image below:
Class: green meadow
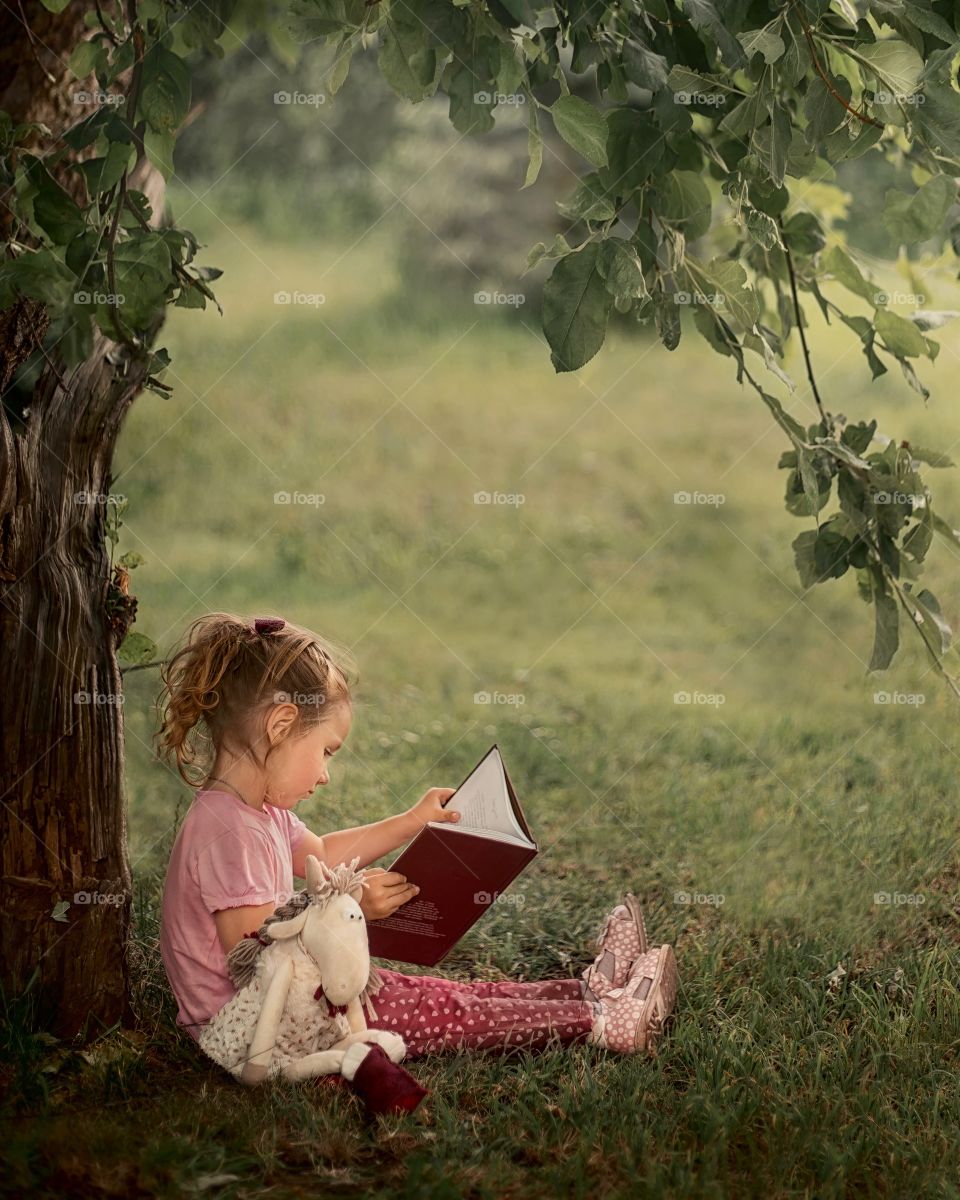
[6,190,960,1197]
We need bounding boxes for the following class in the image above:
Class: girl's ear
[265,702,299,746]
[265,908,308,940]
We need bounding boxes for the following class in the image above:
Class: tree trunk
[0,6,164,1040]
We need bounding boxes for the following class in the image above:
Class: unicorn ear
[305,854,324,894]
[264,908,309,940]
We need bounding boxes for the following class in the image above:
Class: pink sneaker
[581,892,648,1002]
[591,944,678,1054]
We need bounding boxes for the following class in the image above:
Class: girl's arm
[214,901,278,956]
[293,813,417,877]
[292,787,461,876]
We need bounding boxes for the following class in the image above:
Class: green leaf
[804,73,852,142]
[31,164,85,242]
[883,175,955,244]
[869,585,900,670]
[682,0,748,70]
[73,140,135,196]
[754,101,792,188]
[601,109,665,193]
[118,551,145,569]
[118,631,159,666]
[523,103,543,189]
[903,507,934,563]
[542,243,613,372]
[685,255,760,329]
[557,174,616,222]
[814,523,852,580]
[875,306,929,358]
[143,128,176,180]
[40,0,71,11]
[379,8,437,102]
[654,288,682,351]
[793,529,819,588]
[69,38,105,79]
[598,238,649,303]
[737,27,785,65]
[140,46,191,133]
[442,47,498,135]
[855,38,924,97]
[906,445,954,468]
[915,587,952,653]
[523,233,571,273]
[654,171,712,240]
[821,244,879,305]
[623,38,670,91]
[551,96,608,168]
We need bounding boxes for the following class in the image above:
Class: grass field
[5,188,960,1197]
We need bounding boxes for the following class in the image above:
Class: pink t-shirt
[159,788,308,1042]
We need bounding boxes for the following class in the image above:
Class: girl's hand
[358,866,420,921]
[406,786,461,832]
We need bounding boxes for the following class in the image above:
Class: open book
[365,744,538,966]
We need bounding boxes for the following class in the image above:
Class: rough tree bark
[0,6,165,1040]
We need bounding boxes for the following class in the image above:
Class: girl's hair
[156,612,357,785]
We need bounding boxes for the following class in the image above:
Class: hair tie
[252,617,285,635]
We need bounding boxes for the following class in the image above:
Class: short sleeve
[285,807,308,852]
[195,827,280,914]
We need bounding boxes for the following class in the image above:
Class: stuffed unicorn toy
[197,855,426,1111]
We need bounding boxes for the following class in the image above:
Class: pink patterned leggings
[364,967,597,1058]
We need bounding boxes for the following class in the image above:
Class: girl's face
[264,702,352,808]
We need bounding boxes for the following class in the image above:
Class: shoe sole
[636,944,678,1054]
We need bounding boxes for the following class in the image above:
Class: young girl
[157,612,678,1064]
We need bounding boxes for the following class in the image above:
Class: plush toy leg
[335,1028,406,1062]
[240,957,294,1086]
[341,1043,428,1116]
[281,1049,347,1082]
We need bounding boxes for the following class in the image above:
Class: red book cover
[365,745,538,966]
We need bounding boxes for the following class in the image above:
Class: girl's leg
[374,966,585,1002]
[367,970,596,1058]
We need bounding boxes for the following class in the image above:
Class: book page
[428,747,533,846]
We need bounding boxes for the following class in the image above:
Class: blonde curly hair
[156,612,357,785]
